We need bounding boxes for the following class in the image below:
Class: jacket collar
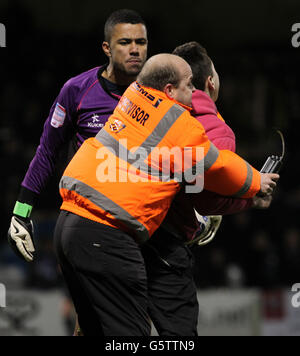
[191,89,218,117]
[134,82,192,112]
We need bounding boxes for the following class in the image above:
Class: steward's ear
[163,83,175,100]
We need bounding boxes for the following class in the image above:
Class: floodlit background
[1,0,300,336]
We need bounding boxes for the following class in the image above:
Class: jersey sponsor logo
[51,103,66,128]
[109,119,126,133]
[87,114,104,129]
[118,96,150,126]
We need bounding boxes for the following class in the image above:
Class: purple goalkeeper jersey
[22,66,124,194]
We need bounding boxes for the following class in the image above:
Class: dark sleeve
[19,80,79,201]
[191,189,254,216]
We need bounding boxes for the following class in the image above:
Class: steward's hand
[259,173,279,196]
[8,216,35,262]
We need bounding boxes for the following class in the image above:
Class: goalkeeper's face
[106,23,148,78]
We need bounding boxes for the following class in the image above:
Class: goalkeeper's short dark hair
[173,41,213,91]
[104,9,146,43]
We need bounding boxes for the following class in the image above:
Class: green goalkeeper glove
[8,201,35,262]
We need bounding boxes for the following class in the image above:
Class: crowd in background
[1,6,300,292]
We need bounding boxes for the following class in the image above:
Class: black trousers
[54,211,151,336]
[142,229,199,336]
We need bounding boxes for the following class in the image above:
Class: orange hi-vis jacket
[59,82,261,244]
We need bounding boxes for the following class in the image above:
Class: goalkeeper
[141,42,274,336]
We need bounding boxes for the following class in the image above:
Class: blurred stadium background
[1,0,300,336]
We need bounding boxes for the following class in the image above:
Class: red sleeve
[194,113,254,213]
[191,189,254,216]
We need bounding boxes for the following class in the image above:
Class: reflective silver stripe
[182,142,219,182]
[204,143,220,171]
[60,176,149,244]
[138,104,185,150]
[96,129,171,181]
[231,161,253,198]
[96,104,185,182]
